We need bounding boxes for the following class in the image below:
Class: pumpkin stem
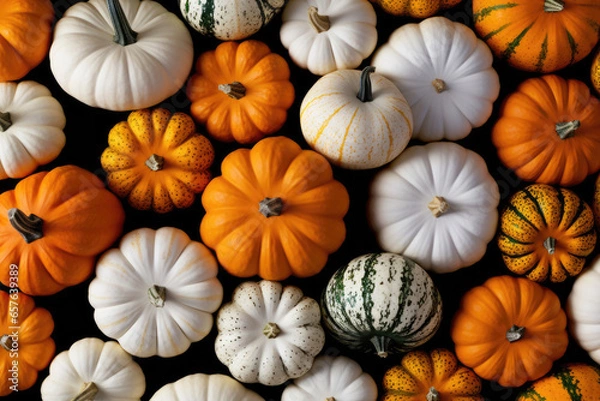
[145,154,165,171]
[259,197,284,217]
[370,336,390,358]
[0,335,14,352]
[426,387,440,401]
[148,285,166,308]
[72,382,99,401]
[218,82,246,99]
[357,66,376,103]
[0,111,12,131]
[308,6,330,33]
[555,120,580,139]
[8,208,44,244]
[325,398,336,401]
[506,324,526,342]
[543,237,556,255]
[263,322,281,338]
[428,196,450,217]
[107,0,138,46]
[544,0,564,12]
[431,78,447,93]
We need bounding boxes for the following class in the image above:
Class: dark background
[1,0,598,399]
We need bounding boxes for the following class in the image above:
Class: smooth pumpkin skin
[101,108,214,213]
[0,165,125,295]
[472,0,600,72]
[187,40,295,144]
[498,184,596,283]
[382,348,483,401]
[0,0,54,82]
[492,75,600,186]
[451,275,569,388]
[0,291,54,396]
[370,0,461,17]
[517,363,600,400]
[200,136,349,280]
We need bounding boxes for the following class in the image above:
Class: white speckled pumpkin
[300,66,413,170]
[280,0,378,75]
[371,16,500,142]
[367,142,500,273]
[179,0,286,40]
[215,280,325,386]
[88,227,224,358]
[150,373,264,401]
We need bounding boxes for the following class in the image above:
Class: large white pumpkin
[50,0,193,111]
[367,142,500,273]
[280,0,377,75]
[567,256,600,364]
[150,373,264,401]
[300,66,413,169]
[0,81,65,180]
[371,16,500,142]
[88,227,224,358]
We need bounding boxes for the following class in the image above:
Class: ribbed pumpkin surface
[517,364,600,400]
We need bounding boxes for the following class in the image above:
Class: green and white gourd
[179,0,286,40]
[321,253,442,358]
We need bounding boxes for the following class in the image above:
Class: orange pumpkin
[498,184,597,283]
[186,40,295,144]
[382,348,483,401]
[492,74,600,186]
[592,48,600,96]
[472,0,600,72]
[0,0,54,82]
[517,363,600,400]
[100,108,214,213]
[370,0,461,17]
[0,165,125,295]
[451,275,568,388]
[595,173,600,228]
[200,136,349,280]
[0,291,55,395]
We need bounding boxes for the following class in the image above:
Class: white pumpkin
[280,0,378,75]
[567,255,600,364]
[88,227,224,358]
[367,142,500,273]
[0,81,65,180]
[49,0,193,111]
[179,0,285,40]
[281,355,378,401]
[150,373,264,401]
[300,66,413,170]
[40,338,145,401]
[371,16,500,142]
[215,280,325,386]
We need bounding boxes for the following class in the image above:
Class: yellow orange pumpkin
[517,363,600,400]
[370,0,461,17]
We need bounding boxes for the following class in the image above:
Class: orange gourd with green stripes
[498,184,596,283]
[369,0,461,17]
[472,0,600,72]
[381,348,483,401]
[517,364,600,401]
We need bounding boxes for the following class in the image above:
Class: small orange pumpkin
[186,40,295,144]
[200,136,349,280]
[451,275,568,388]
[492,74,600,186]
[370,0,461,17]
[101,108,214,213]
[0,165,125,295]
[381,348,483,401]
[0,291,54,396]
[517,363,600,400]
[0,0,54,82]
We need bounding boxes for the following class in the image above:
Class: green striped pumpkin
[472,0,600,72]
[179,0,286,40]
[517,363,600,401]
[321,253,442,358]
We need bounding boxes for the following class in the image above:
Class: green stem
[370,336,390,358]
[148,285,166,307]
[506,325,525,342]
[544,237,556,255]
[107,0,138,46]
[0,112,12,131]
[145,154,164,171]
[218,82,246,99]
[544,0,564,12]
[357,66,376,103]
[555,120,580,139]
[8,208,44,244]
[72,382,99,401]
[259,197,283,217]
[263,322,281,338]
[308,6,330,33]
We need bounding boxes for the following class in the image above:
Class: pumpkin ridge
[563,190,586,232]
[299,92,344,120]
[566,29,578,65]
[313,101,351,144]
[535,35,549,72]
[556,366,583,401]
[522,187,550,228]
[506,203,542,232]
[473,3,519,23]
[502,23,535,60]
[336,107,359,163]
